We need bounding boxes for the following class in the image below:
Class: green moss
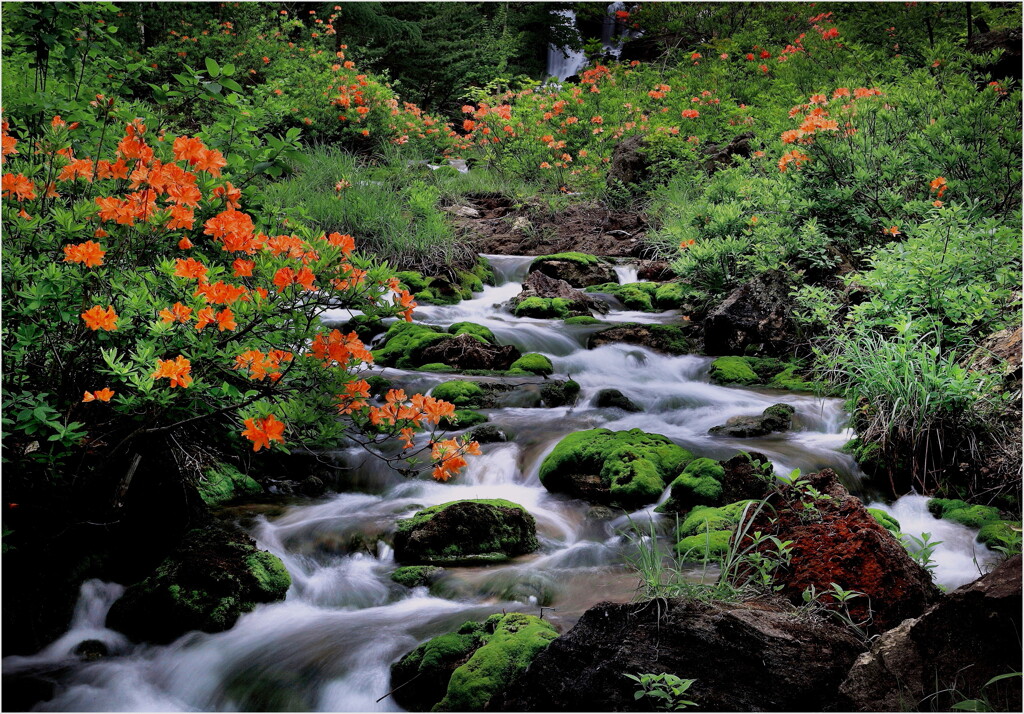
[769,365,815,391]
[584,282,659,312]
[436,613,558,712]
[509,353,553,376]
[371,322,449,368]
[245,551,292,596]
[431,380,485,408]
[513,297,574,319]
[675,530,733,560]
[364,375,394,397]
[678,501,753,536]
[540,379,580,407]
[448,322,496,344]
[419,363,456,373]
[977,520,1022,549]
[654,282,689,309]
[470,257,495,286]
[709,356,759,385]
[391,565,445,588]
[197,463,262,507]
[532,251,603,266]
[868,508,902,536]
[928,499,1002,529]
[395,270,431,294]
[660,458,726,513]
[396,499,529,535]
[539,428,694,507]
[439,409,488,430]
[564,315,602,325]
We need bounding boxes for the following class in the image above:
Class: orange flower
[212,181,242,209]
[273,267,296,292]
[929,176,947,197]
[241,414,286,451]
[152,355,192,388]
[172,135,206,163]
[195,306,216,331]
[336,379,371,414]
[215,308,236,331]
[233,259,255,277]
[63,240,106,268]
[159,302,193,324]
[2,173,37,201]
[81,305,118,331]
[883,225,901,236]
[326,232,355,255]
[178,236,194,250]
[83,387,115,402]
[174,257,208,280]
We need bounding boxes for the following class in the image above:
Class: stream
[4,255,999,712]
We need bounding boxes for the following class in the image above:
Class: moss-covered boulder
[372,322,452,369]
[470,424,507,443]
[708,356,815,392]
[529,252,615,287]
[594,388,642,412]
[539,428,694,507]
[393,500,538,565]
[675,530,733,560]
[653,282,693,310]
[587,323,690,355]
[709,403,795,437]
[396,264,491,306]
[391,613,557,712]
[448,322,496,344]
[928,498,1021,549]
[196,463,262,507]
[432,380,486,408]
[513,297,575,319]
[868,508,902,536]
[585,282,660,312]
[509,353,553,376]
[563,315,602,325]
[658,458,726,513]
[438,409,488,430]
[418,333,522,372]
[541,379,580,407]
[679,501,755,537]
[106,522,290,644]
[391,565,446,589]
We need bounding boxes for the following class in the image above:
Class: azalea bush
[0,109,478,493]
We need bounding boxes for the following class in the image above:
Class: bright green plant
[624,672,697,711]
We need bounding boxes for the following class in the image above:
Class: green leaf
[205,57,221,77]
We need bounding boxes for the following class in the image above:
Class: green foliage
[867,508,901,536]
[624,672,697,711]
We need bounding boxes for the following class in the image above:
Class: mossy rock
[393,500,538,565]
[675,530,733,560]
[564,315,602,325]
[708,356,815,392]
[431,380,486,408]
[448,322,496,344]
[392,613,556,712]
[927,499,1002,529]
[105,523,290,644]
[708,356,759,385]
[509,353,553,376]
[842,437,886,476]
[395,270,432,294]
[532,251,604,266]
[391,565,446,588]
[436,613,558,711]
[584,282,659,312]
[364,374,395,398]
[977,520,1022,550]
[677,500,754,536]
[197,463,262,507]
[513,297,574,319]
[658,458,726,513]
[541,379,580,407]
[538,428,694,507]
[439,409,488,430]
[868,508,902,536]
[654,282,692,310]
[419,363,457,373]
[372,322,450,369]
[587,323,690,355]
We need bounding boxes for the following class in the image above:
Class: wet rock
[540,379,580,407]
[418,333,522,372]
[637,260,675,282]
[195,463,263,507]
[73,639,108,661]
[106,522,291,644]
[587,323,690,354]
[528,252,616,288]
[539,428,693,507]
[841,555,1022,712]
[497,598,865,712]
[703,270,797,356]
[702,131,755,173]
[392,613,557,712]
[607,134,650,187]
[719,451,773,503]
[390,565,446,589]
[513,270,608,318]
[393,500,538,565]
[748,469,941,633]
[594,388,642,412]
[709,403,795,437]
[469,424,507,443]
[708,355,813,391]
[585,505,616,521]
[297,476,325,498]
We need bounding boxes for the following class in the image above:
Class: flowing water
[5,255,999,711]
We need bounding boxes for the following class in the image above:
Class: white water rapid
[4,254,1000,711]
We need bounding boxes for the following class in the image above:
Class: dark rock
[841,555,1022,712]
[390,565,446,589]
[393,500,538,565]
[540,379,580,407]
[637,260,675,282]
[106,522,291,644]
[498,598,865,712]
[417,333,522,372]
[587,323,690,354]
[703,132,755,173]
[709,403,795,437]
[514,270,608,317]
[748,469,941,633]
[594,388,642,412]
[585,506,616,521]
[968,27,1022,82]
[297,476,325,498]
[392,620,488,711]
[470,424,507,443]
[607,134,650,187]
[74,639,108,661]
[703,270,797,356]
[719,451,773,503]
[529,255,616,289]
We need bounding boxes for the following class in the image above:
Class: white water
[6,253,998,711]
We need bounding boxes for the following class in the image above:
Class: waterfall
[546,3,635,82]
